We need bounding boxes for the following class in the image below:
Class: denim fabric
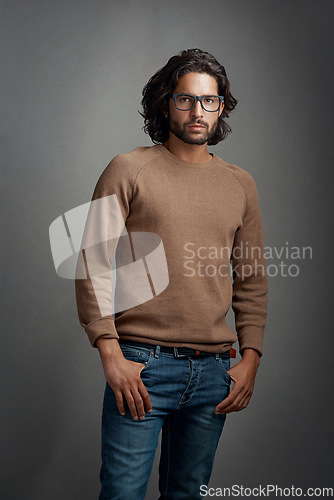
[99,343,232,500]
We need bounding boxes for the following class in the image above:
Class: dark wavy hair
[140,48,238,146]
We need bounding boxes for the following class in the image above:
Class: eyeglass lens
[175,95,221,112]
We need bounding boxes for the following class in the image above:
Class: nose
[190,99,204,118]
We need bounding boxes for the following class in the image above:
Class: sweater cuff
[237,326,264,357]
[84,316,119,348]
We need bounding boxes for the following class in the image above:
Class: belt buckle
[173,347,201,358]
[173,347,188,358]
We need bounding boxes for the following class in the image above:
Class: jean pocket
[217,356,232,385]
[120,344,153,369]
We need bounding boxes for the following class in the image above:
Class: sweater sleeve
[74,155,134,347]
[230,172,268,357]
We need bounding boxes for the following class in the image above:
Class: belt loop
[154,345,161,358]
[173,347,178,358]
[215,353,220,360]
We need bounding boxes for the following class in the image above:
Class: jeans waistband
[118,340,230,359]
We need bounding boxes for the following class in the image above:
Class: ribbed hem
[84,316,119,348]
[118,333,234,354]
[237,326,264,357]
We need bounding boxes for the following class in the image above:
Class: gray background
[1,0,333,498]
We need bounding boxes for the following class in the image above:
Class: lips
[188,124,206,131]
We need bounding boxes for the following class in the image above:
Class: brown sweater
[75,144,268,356]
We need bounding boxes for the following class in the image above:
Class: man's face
[165,72,224,146]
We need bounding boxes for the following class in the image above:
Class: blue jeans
[99,342,232,500]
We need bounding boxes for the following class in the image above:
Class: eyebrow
[173,92,218,95]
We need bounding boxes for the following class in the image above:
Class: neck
[163,137,212,163]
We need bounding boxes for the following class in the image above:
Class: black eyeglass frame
[170,93,224,112]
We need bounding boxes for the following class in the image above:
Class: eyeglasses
[170,93,224,112]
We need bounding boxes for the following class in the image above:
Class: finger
[123,390,139,421]
[126,381,147,421]
[216,388,249,413]
[215,383,240,411]
[215,387,244,414]
[216,399,242,414]
[133,389,146,421]
[227,371,237,383]
[129,367,149,420]
[138,380,152,413]
[114,390,126,416]
[237,390,252,409]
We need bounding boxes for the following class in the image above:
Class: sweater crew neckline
[155,144,218,169]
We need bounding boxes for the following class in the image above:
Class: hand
[96,338,152,421]
[215,348,260,414]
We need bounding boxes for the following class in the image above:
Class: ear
[161,101,169,119]
[218,101,224,117]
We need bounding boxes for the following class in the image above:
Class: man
[75,48,267,500]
